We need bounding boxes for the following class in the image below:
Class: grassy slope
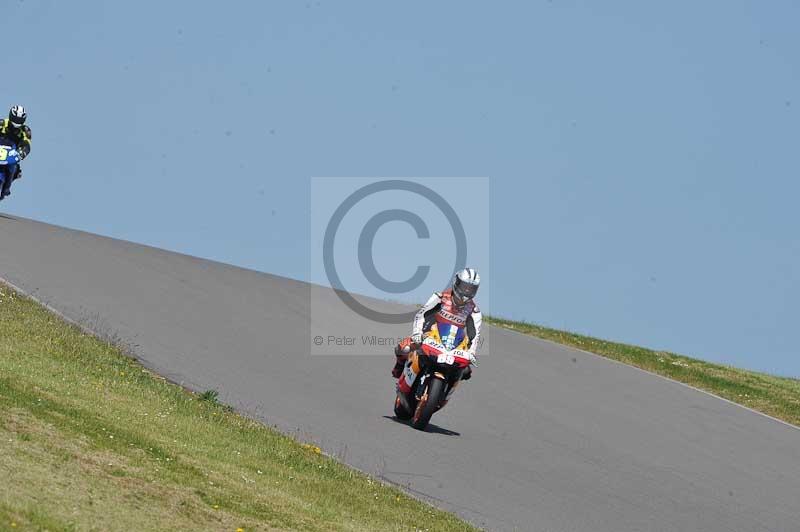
[0,284,474,532]
[487,317,800,427]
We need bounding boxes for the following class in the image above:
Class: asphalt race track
[2,214,799,531]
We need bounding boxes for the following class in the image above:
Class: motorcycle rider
[392,268,483,383]
[0,105,32,200]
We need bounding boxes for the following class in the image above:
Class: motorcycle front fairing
[415,323,473,398]
[413,356,465,401]
[0,143,21,192]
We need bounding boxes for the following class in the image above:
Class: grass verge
[0,283,474,532]
[487,317,800,427]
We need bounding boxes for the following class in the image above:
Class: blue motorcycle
[0,143,21,201]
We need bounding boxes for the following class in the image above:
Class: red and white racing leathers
[396,288,482,394]
[412,288,482,357]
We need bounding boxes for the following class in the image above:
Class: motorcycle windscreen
[434,321,467,351]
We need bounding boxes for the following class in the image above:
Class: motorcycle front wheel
[411,377,446,431]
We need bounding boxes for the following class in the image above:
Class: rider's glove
[411,332,422,344]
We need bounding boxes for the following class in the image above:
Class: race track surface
[2,214,799,531]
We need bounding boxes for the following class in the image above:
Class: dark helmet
[9,105,26,129]
[452,268,480,306]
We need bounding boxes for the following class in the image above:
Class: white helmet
[9,105,26,129]
[452,268,480,306]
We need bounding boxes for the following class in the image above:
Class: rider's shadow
[382,415,461,436]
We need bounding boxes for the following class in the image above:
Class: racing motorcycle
[0,143,20,201]
[394,321,476,430]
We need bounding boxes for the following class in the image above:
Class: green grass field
[487,317,800,427]
[0,283,474,532]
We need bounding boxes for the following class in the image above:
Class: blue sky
[3,1,798,376]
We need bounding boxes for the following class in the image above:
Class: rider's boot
[392,353,408,379]
[392,356,406,378]
[1,167,20,199]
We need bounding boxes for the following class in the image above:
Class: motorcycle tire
[411,377,445,431]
